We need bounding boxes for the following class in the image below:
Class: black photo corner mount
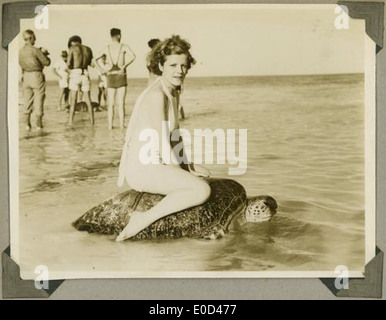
[2,246,64,299]
[320,247,384,298]
[2,1,50,49]
[337,1,384,53]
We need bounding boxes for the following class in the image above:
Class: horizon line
[42,72,364,83]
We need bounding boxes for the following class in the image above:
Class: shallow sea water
[17,74,365,276]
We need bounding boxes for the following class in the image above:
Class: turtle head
[244,196,278,223]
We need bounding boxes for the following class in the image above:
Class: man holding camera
[19,29,51,131]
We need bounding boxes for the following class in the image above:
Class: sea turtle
[72,178,278,240]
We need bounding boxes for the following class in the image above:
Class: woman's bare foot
[191,164,211,178]
[115,211,153,242]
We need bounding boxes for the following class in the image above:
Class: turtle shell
[72,178,247,240]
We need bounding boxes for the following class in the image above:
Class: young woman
[116,35,211,241]
[146,38,186,119]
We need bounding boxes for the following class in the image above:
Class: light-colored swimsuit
[54,60,69,88]
[118,78,179,191]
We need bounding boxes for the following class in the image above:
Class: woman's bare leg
[117,86,127,129]
[107,88,115,129]
[103,88,107,106]
[116,165,211,241]
[58,88,65,110]
[98,87,102,106]
[179,104,185,119]
[64,88,69,108]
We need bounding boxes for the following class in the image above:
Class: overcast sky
[19,4,365,80]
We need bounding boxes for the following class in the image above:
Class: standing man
[67,35,94,126]
[96,28,135,129]
[53,50,70,111]
[19,29,50,131]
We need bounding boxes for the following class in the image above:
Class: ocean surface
[17,74,365,277]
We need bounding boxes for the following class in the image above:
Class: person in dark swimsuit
[96,28,136,129]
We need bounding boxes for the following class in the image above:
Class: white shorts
[98,75,107,88]
[69,69,90,92]
[58,75,69,88]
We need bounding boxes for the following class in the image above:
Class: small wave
[191,110,218,118]
[20,131,51,140]
[78,161,119,170]
[32,180,63,192]
[255,154,282,160]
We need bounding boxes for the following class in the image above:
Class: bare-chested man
[96,28,135,129]
[67,35,94,126]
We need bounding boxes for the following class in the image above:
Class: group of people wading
[19,27,187,131]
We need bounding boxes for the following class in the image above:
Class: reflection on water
[18,74,365,276]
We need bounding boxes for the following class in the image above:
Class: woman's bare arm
[140,90,169,164]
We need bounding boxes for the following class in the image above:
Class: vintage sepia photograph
[8,4,375,279]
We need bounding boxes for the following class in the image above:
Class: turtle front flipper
[200,225,226,240]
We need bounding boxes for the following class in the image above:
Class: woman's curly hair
[147,35,196,76]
